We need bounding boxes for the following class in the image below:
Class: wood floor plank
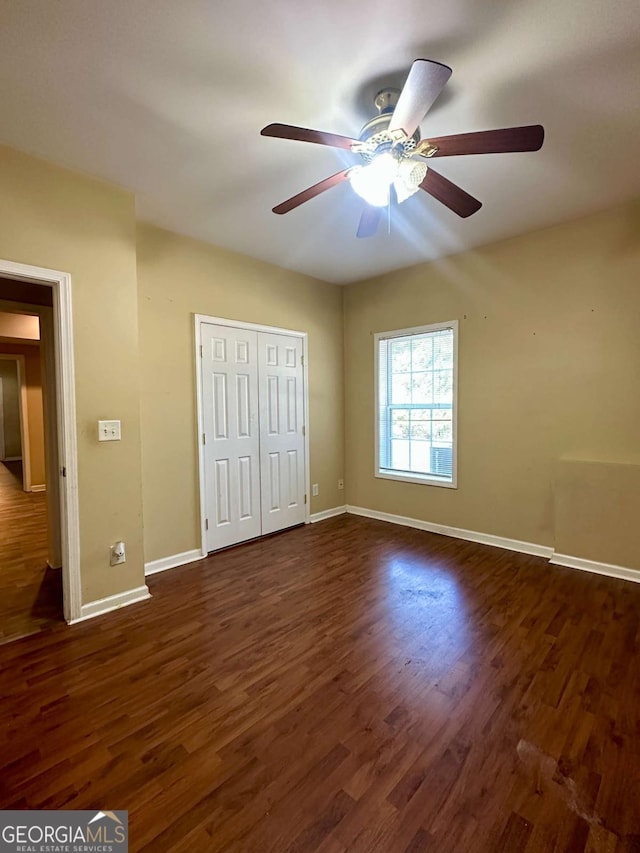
[0,460,61,644]
[2,514,640,851]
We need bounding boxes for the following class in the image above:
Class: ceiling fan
[261,59,544,237]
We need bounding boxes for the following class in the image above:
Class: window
[375,321,457,487]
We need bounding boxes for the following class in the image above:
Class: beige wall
[0,358,21,458]
[137,224,345,563]
[0,345,46,485]
[344,201,640,563]
[0,145,145,603]
[554,460,640,569]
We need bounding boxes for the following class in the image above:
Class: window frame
[374,320,458,489]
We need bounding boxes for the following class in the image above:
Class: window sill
[375,469,457,489]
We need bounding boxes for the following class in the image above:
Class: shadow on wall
[1,459,23,484]
[0,359,21,461]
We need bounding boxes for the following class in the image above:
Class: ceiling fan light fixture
[350,153,427,207]
[394,159,428,203]
[349,152,400,207]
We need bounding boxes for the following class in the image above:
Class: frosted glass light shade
[350,154,427,207]
[349,153,397,207]
[394,160,428,203]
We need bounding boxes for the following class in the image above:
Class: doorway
[0,260,81,637]
[196,316,310,554]
[0,292,59,641]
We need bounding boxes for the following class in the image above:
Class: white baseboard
[70,584,151,624]
[309,505,347,523]
[30,484,46,493]
[345,505,640,585]
[346,505,553,558]
[550,553,640,584]
[3,456,22,462]
[145,548,204,576]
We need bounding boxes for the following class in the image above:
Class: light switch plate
[98,420,121,441]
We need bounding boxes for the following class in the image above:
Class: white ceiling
[1,0,639,284]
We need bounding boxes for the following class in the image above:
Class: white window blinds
[376,322,457,487]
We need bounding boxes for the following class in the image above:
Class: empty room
[0,1,639,851]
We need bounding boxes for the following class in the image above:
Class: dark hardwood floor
[1,514,639,851]
[0,460,62,645]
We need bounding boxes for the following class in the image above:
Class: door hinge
[302,425,306,437]
[301,354,304,365]
[61,466,66,478]
[304,494,307,504]
[200,345,203,358]
[205,518,209,530]
[203,433,206,445]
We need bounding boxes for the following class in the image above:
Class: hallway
[0,460,62,644]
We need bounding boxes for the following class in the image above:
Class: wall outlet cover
[110,541,126,566]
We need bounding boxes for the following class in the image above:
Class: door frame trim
[194,314,311,557]
[0,259,81,623]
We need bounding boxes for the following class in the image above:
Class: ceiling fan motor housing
[356,88,421,163]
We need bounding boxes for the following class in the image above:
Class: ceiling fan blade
[419,168,482,218]
[356,205,382,238]
[388,59,452,138]
[261,123,358,151]
[428,125,545,157]
[272,169,350,214]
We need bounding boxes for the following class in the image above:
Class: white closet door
[201,324,261,551]
[258,333,306,534]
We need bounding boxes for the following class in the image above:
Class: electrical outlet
[312,483,319,496]
[110,541,126,566]
[338,479,344,490]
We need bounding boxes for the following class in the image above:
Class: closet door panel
[258,333,305,534]
[201,324,261,551]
